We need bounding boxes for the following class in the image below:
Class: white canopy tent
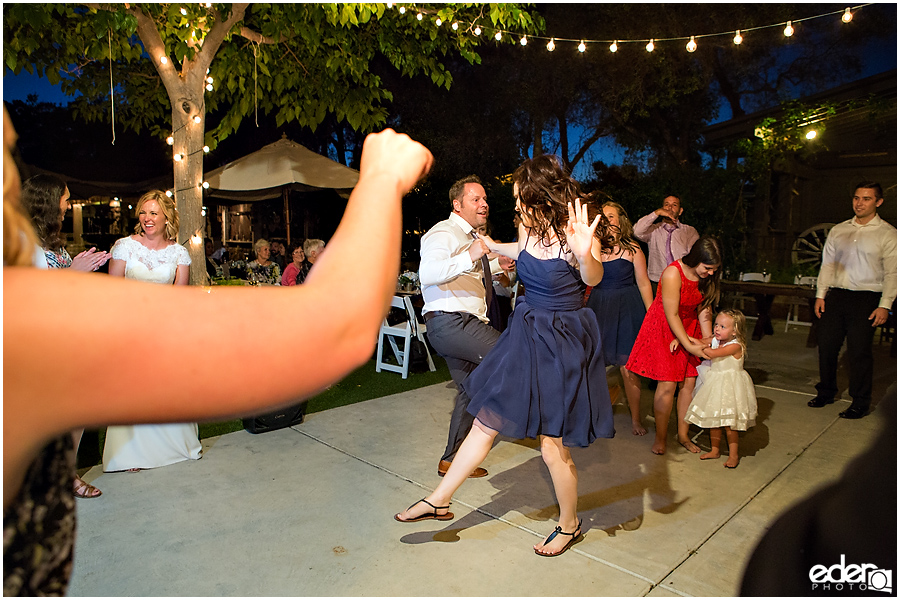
[204,135,359,244]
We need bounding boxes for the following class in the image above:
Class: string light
[733,30,743,45]
[203,145,210,153]
[193,116,201,123]
[206,83,213,91]
[451,22,458,31]
[180,7,187,15]
[386,2,393,8]
[165,190,173,197]
[416,12,422,21]
[842,7,853,22]
[159,56,168,65]
[173,153,183,162]
[206,76,214,83]
[806,130,817,139]
[520,35,527,46]
[547,38,555,51]
[474,26,481,36]
[578,40,586,52]
[201,181,210,189]
[495,31,502,41]
[609,40,618,52]
[398,6,405,14]
[166,135,174,145]
[784,21,794,37]
[646,39,655,52]
[686,36,697,52]
[435,17,442,26]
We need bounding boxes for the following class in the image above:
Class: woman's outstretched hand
[564,198,601,260]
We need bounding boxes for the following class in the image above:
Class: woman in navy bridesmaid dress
[395,155,615,558]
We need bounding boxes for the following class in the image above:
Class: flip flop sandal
[394,498,454,522]
[534,519,583,557]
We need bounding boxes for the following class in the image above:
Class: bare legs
[395,419,497,521]
[533,436,581,555]
[700,427,740,468]
[620,366,647,436]
[395,422,582,555]
[650,378,700,455]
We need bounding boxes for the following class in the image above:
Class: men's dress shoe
[839,405,867,419]
[807,396,831,408]
[437,459,488,478]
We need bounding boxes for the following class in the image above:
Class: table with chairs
[720,275,819,345]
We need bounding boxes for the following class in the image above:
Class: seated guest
[204,238,219,278]
[270,239,287,272]
[281,242,306,286]
[304,238,325,266]
[248,238,281,285]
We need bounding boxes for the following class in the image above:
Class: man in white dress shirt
[419,175,500,478]
[808,182,897,419]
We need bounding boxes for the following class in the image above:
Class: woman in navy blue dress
[585,200,654,435]
[395,155,615,558]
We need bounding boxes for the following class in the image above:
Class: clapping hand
[71,247,111,272]
[564,198,601,261]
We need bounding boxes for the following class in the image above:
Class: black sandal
[394,498,454,522]
[534,519,583,557]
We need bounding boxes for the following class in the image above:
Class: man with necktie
[633,194,700,296]
[419,175,501,478]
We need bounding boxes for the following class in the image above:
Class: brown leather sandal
[73,477,102,499]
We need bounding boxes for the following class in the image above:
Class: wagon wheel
[792,223,835,271]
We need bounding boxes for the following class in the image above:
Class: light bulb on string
[173,153,183,162]
[609,41,618,53]
[201,181,210,189]
[180,7,187,15]
[805,130,817,140]
[165,190,173,198]
[416,13,422,21]
[474,26,481,36]
[435,18,442,26]
[451,22,458,31]
[495,31,502,41]
[733,30,743,45]
[166,135,174,145]
[160,56,168,65]
[686,36,697,52]
[646,39,654,52]
[193,116,202,124]
[520,35,527,46]
[398,6,405,14]
[547,38,555,51]
[203,145,210,153]
[206,83,213,91]
[386,2,393,7]
[842,7,853,23]
[206,76,214,83]
[784,21,793,37]
[578,40,586,53]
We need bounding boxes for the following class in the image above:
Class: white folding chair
[375,295,435,378]
[785,276,816,331]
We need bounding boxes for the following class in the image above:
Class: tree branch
[237,26,284,45]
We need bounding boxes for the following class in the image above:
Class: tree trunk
[170,83,207,285]
[532,114,544,157]
[557,112,570,172]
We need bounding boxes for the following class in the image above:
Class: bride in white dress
[102,190,202,472]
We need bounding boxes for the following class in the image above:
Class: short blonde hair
[303,238,324,256]
[254,238,270,255]
[133,190,179,241]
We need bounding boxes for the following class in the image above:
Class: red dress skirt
[625,261,703,382]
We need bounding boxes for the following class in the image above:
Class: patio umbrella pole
[284,188,290,246]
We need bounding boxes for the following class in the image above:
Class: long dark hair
[514,155,613,253]
[682,236,722,314]
[21,174,67,251]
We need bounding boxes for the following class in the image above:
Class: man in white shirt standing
[419,175,500,478]
[808,182,897,419]
[633,194,700,296]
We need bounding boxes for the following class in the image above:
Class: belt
[424,311,449,322]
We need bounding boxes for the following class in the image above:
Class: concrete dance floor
[69,326,894,596]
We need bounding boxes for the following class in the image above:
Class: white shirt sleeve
[418,229,475,287]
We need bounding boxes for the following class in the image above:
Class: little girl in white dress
[684,309,757,468]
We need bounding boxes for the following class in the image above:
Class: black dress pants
[425,311,501,462]
[815,288,881,408]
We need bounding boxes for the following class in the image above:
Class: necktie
[471,231,493,307]
[663,223,677,265]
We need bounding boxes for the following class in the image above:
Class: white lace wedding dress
[102,236,203,472]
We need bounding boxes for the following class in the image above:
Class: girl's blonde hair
[718,308,748,358]
[3,109,39,267]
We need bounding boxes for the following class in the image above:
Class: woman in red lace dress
[626,236,721,455]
